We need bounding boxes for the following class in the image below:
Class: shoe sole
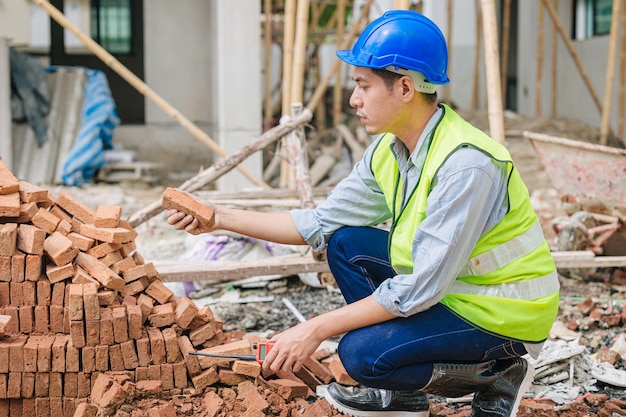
[510,359,536,417]
[322,386,430,417]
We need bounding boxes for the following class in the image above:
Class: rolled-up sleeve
[289,138,392,252]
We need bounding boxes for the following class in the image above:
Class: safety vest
[371,104,559,342]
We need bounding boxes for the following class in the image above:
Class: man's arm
[263,295,396,373]
[166,191,307,245]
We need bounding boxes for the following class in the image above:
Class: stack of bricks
[0,158,357,417]
[0,158,232,417]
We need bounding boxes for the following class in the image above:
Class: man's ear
[399,76,415,101]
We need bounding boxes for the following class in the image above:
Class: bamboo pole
[617,2,626,138]
[306,0,374,114]
[471,0,482,111]
[333,0,347,128]
[291,0,310,104]
[550,0,558,117]
[535,0,545,117]
[263,0,274,130]
[394,0,409,9]
[280,0,297,188]
[281,0,297,116]
[540,0,603,114]
[443,0,453,102]
[285,103,316,209]
[480,0,505,144]
[599,0,622,146]
[500,0,511,105]
[32,0,269,190]
[127,109,313,228]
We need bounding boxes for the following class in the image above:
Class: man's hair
[371,68,438,104]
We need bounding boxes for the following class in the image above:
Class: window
[90,0,132,54]
[573,0,614,40]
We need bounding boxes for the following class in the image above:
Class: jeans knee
[327,227,352,262]
[337,332,381,384]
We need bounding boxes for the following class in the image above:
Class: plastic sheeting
[60,68,119,186]
[9,47,50,147]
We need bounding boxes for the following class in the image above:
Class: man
[167,10,559,417]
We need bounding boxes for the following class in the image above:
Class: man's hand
[163,189,218,235]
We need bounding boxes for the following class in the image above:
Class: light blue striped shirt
[290,108,510,317]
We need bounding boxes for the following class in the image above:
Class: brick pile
[0,158,356,417]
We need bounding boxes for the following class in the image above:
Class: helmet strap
[385,66,437,94]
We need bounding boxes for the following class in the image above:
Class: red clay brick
[11,251,26,283]
[0,223,17,256]
[99,308,114,345]
[0,282,8,305]
[85,320,100,346]
[19,306,33,333]
[68,284,84,321]
[112,306,129,343]
[31,207,60,234]
[147,327,166,365]
[17,224,46,255]
[35,372,50,397]
[0,192,20,217]
[37,335,55,372]
[95,345,109,372]
[94,205,122,228]
[108,344,125,372]
[126,304,143,340]
[28,256,45,284]
[78,223,133,244]
[66,232,94,252]
[51,335,68,373]
[22,372,35,399]
[15,202,38,224]
[161,187,215,230]
[148,303,176,328]
[82,346,95,373]
[24,335,41,373]
[49,305,65,333]
[21,280,35,305]
[120,340,139,370]
[10,282,23,306]
[82,283,100,320]
[17,181,48,204]
[33,279,52,306]
[69,320,85,348]
[0,256,10,282]
[144,280,174,305]
[74,252,125,291]
[33,305,49,333]
[175,296,198,330]
[54,192,96,224]
[0,159,19,195]
[64,372,78,398]
[46,262,74,284]
[178,336,202,377]
[43,232,79,266]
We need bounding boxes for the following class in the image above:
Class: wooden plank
[552,251,626,268]
[153,254,330,283]
[153,251,626,284]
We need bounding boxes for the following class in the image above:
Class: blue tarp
[58,67,120,186]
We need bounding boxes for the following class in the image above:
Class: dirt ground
[50,109,626,416]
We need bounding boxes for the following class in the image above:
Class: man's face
[349,67,403,135]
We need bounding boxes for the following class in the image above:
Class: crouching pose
[168,9,559,417]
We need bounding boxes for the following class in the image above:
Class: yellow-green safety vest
[371,104,559,342]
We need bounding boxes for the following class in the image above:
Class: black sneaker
[470,357,535,417]
[324,383,430,417]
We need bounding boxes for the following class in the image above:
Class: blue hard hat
[337,10,450,85]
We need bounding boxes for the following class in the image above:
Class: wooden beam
[154,250,626,284]
[154,254,330,283]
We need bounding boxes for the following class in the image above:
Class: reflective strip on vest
[458,221,545,277]
[447,271,560,300]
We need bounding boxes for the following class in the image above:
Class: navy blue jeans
[326,226,527,391]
